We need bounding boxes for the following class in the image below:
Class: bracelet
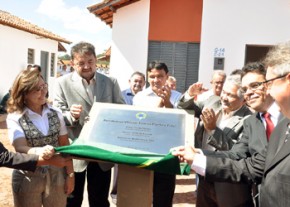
[67,172,74,178]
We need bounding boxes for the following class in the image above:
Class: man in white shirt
[197,70,226,102]
[133,61,181,207]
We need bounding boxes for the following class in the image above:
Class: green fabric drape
[55,141,190,175]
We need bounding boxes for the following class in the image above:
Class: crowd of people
[2,40,290,207]
[173,41,290,207]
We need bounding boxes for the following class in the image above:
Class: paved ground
[0,114,196,206]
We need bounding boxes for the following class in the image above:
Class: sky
[0,0,112,55]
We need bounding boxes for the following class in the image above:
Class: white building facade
[0,25,57,98]
[199,0,290,87]
[110,0,150,90]
[100,0,290,90]
[0,10,70,100]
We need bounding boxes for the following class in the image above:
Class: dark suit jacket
[0,141,38,171]
[204,112,269,206]
[260,117,290,207]
[206,117,290,207]
[205,112,269,159]
[54,71,125,172]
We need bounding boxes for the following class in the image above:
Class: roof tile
[0,10,71,44]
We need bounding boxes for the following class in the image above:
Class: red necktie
[263,112,274,141]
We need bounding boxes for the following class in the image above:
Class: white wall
[199,0,290,88]
[110,0,150,90]
[0,25,59,99]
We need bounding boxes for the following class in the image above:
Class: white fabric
[197,89,214,102]
[191,153,206,176]
[184,90,194,101]
[133,87,182,108]
[7,105,67,143]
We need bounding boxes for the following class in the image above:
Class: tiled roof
[0,10,71,44]
[87,0,140,28]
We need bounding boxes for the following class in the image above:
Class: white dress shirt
[133,87,182,108]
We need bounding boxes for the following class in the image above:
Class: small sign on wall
[214,47,225,57]
[214,48,225,69]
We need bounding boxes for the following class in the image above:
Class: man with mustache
[178,73,253,207]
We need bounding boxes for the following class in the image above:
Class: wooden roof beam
[87,0,122,13]
[102,15,113,21]
[109,5,116,13]
[95,9,110,17]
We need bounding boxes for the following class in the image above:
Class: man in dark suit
[202,62,281,207]
[173,41,290,207]
[178,74,253,207]
[54,41,125,207]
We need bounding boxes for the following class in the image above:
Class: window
[148,41,200,93]
[50,53,55,77]
[27,48,34,64]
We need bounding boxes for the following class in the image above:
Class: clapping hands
[201,108,219,131]
[157,85,173,108]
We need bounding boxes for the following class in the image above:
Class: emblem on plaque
[136,112,147,120]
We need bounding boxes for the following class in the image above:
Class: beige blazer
[54,71,125,172]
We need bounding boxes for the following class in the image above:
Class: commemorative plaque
[66,102,195,207]
[77,102,195,156]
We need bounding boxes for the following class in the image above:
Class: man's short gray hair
[264,41,290,76]
[212,70,227,79]
[224,74,244,99]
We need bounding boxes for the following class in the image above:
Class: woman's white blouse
[7,105,67,143]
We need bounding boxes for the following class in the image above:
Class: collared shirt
[197,89,214,102]
[192,102,281,176]
[259,102,280,129]
[133,87,182,108]
[73,71,96,103]
[121,88,134,105]
[7,104,67,143]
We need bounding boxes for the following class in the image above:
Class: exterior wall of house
[110,0,150,90]
[148,0,202,42]
[199,0,290,88]
[0,25,58,100]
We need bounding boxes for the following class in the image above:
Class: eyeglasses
[240,81,264,94]
[33,83,48,92]
[262,73,288,87]
[241,73,289,94]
